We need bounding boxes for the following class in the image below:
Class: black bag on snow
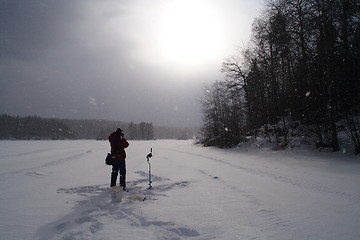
[105,153,115,165]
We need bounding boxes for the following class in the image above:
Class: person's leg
[110,162,120,187]
[119,160,126,189]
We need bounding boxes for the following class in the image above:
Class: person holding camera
[108,128,129,189]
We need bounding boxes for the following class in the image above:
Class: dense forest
[201,0,360,153]
[0,114,197,140]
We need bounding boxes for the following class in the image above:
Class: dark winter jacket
[108,132,129,160]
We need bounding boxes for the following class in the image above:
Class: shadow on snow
[36,171,199,240]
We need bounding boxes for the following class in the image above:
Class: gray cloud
[0,0,262,127]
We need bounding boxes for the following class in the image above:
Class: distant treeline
[0,115,75,140]
[201,0,360,153]
[0,114,198,140]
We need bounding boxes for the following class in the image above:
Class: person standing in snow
[108,128,129,190]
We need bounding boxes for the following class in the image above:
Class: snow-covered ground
[0,140,359,240]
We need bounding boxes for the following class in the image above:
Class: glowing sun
[158,0,223,65]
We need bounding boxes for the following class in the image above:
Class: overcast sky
[0,0,264,127]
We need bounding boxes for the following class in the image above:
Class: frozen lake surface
[0,140,359,240]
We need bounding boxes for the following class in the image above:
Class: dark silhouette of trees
[0,115,196,141]
[127,122,154,140]
[201,0,360,153]
[0,114,75,140]
[201,81,246,148]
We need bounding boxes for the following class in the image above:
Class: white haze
[0,0,263,127]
